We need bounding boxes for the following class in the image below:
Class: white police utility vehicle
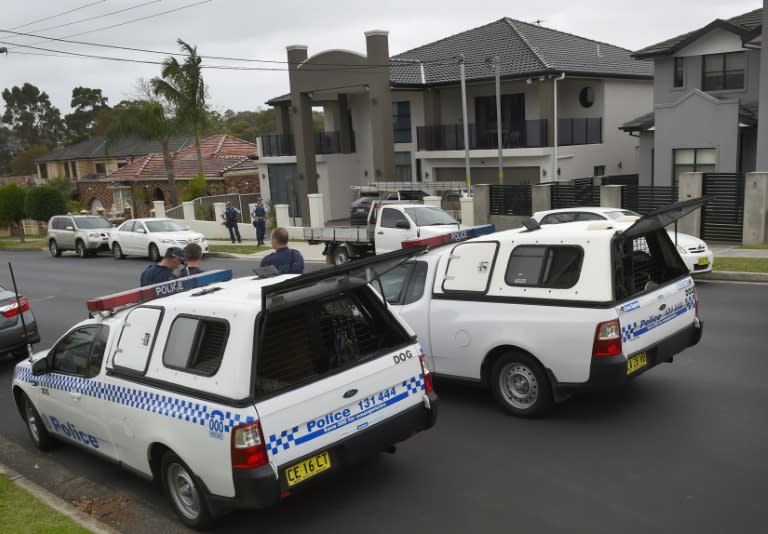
[377,198,706,417]
[12,253,437,529]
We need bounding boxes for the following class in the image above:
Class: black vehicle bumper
[558,320,703,392]
[210,392,438,511]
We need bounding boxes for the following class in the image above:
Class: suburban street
[1,249,767,533]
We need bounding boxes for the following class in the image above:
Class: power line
[6,0,106,32]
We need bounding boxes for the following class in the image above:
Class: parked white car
[110,218,209,261]
[531,207,713,274]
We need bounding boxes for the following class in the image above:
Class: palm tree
[106,102,181,205]
[151,39,207,177]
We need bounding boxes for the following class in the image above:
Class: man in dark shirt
[140,246,184,286]
[260,227,304,274]
[221,201,242,243]
[181,243,204,276]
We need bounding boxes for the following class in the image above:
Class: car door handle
[70,391,82,401]
[377,231,384,235]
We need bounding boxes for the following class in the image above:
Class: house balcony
[260,131,356,157]
[417,120,548,151]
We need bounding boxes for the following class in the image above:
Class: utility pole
[493,56,503,184]
[459,54,471,194]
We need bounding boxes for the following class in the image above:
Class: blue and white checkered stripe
[13,367,253,430]
[620,296,696,342]
[266,372,425,456]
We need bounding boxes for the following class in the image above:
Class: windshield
[603,210,640,220]
[146,220,189,232]
[404,206,458,226]
[75,217,111,229]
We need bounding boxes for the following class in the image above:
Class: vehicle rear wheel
[22,393,56,451]
[490,351,553,418]
[161,451,213,530]
[332,246,351,266]
[75,240,87,258]
[48,240,62,257]
[112,243,125,259]
[149,244,161,262]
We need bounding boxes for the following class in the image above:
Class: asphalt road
[1,250,767,534]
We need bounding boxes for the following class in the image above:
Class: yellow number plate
[627,352,648,375]
[285,451,332,487]
[698,257,709,266]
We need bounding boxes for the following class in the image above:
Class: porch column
[677,172,703,237]
[366,31,395,181]
[601,185,622,208]
[337,94,353,154]
[275,104,291,135]
[531,184,552,213]
[152,200,166,218]
[743,172,768,244]
[472,184,490,225]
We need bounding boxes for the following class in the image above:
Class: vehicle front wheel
[161,451,213,530]
[332,246,351,266]
[149,244,161,262]
[48,240,62,257]
[22,393,56,451]
[75,240,87,258]
[112,243,125,259]
[490,351,553,418]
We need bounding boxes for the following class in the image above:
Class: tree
[181,173,208,201]
[106,101,181,205]
[25,185,66,221]
[10,145,48,175]
[151,39,207,176]
[64,87,110,143]
[0,125,17,175]
[0,182,28,241]
[1,83,64,149]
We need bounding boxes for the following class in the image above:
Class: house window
[70,161,78,179]
[673,148,716,187]
[38,163,48,179]
[594,165,605,177]
[394,152,412,181]
[95,162,106,174]
[63,162,70,179]
[579,87,595,108]
[392,101,412,143]
[702,52,744,91]
[112,188,131,211]
[673,57,685,87]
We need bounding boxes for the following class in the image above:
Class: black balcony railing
[260,130,355,157]
[417,120,548,151]
[558,118,602,146]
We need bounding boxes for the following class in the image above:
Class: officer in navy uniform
[140,247,184,286]
[221,201,242,243]
[251,198,267,246]
[260,227,304,274]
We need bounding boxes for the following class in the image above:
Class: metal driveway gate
[701,173,744,242]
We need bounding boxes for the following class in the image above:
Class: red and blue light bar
[86,269,233,312]
[401,224,496,250]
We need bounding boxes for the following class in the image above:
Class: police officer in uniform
[140,247,184,286]
[260,227,304,274]
[221,201,242,243]
[251,198,267,246]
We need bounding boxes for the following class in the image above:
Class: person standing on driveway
[221,201,242,243]
[140,246,184,286]
[260,227,304,274]
[251,198,267,246]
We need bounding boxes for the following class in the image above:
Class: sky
[0,0,762,116]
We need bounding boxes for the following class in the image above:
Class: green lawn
[737,243,768,250]
[208,244,269,254]
[0,238,46,250]
[713,257,768,273]
[0,475,92,533]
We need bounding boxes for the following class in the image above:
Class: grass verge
[0,238,46,250]
[737,243,768,250]
[714,257,768,273]
[208,244,269,254]
[0,475,91,533]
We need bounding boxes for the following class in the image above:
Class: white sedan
[531,207,713,274]
[110,218,209,261]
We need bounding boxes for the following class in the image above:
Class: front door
[268,164,300,218]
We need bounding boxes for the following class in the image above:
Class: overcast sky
[0,0,761,116]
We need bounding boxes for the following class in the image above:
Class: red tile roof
[106,135,258,180]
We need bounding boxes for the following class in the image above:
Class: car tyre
[21,393,56,451]
[75,240,87,258]
[490,351,553,418]
[48,240,62,257]
[112,243,125,260]
[149,244,161,263]
[161,451,213,530]
[332,246,351,266]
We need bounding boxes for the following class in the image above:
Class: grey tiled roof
[391,18,652,85]
[33,135,196,162]
[633,8,762,58]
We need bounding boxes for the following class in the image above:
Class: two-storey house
[262,18,653,221]
[621,8,763,186]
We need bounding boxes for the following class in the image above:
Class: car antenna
[8,262,33,360]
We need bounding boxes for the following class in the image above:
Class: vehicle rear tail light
[1,296,29,318]
[592,319,622,357]
[418,352,433,394]
[231,420,268,469]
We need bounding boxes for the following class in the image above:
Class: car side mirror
[395,221,410,229]
[32,358,50,376]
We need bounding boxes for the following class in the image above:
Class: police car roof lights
[86,269,233,312]
[401,224,496,250]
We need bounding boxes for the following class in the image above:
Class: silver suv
[48,215,112,258]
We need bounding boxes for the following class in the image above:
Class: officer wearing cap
[140,246,184,286]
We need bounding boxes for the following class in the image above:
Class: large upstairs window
[673,57,685,87]
[392,101,412,143]
[702,52,744,91]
